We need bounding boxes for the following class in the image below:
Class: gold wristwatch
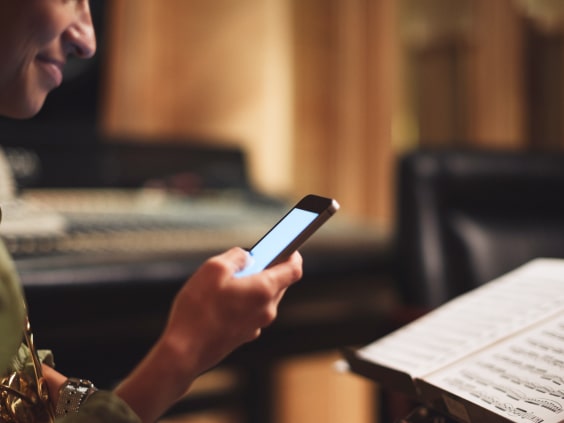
[55,377,98,417]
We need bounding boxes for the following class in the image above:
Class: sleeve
[0,220,141,423]
[0,237,26,374]
[55,391,142,423]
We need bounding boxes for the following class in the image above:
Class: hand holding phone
[235,194,339,277]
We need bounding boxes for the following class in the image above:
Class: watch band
[55,377,98,417]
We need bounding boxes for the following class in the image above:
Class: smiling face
[0,0,96,119]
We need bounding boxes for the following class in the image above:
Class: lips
[36,54,65,88]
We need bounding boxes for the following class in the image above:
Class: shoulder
[0,239,25,373]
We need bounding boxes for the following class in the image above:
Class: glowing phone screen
[235,208,318,277]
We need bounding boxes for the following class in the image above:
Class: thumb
[220,247,251,273]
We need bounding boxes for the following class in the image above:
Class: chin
[1,98,47,119]
[0,79,50,119]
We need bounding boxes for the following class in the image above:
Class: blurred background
[2,0,564,422]
[5,0,564,225]
[102,0,564,226]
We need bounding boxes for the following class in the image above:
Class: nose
[64,1,97,59]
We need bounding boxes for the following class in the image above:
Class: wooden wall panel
[100,0,564,222]
[466,0,527,148]
[274,352,376,423]
[102,0,294,195]
[102,0,398,223]
[292,0,397,223]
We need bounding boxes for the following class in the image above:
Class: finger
[218,247,250,273]
[274,287,288,305]
[262,251,303,291]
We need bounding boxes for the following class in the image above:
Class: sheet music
[424,313,564,423]
[356,259,564,378]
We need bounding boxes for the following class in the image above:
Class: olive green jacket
[0,232,141,423]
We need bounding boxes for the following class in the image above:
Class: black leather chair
[382,148,564,422]
[395,148,564,308]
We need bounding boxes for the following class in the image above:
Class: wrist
[113,334,200,423]
[154,330,201,386]
[159,322,227,380]
[41,364,67,408]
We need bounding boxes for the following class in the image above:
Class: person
[0,1,303,422]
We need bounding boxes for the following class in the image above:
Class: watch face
[55,378,97,417]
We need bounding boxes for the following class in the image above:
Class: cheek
[26,2,69,46]
[0,46,50,118]
[0,35,28,96]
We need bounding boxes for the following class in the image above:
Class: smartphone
[235,194,340,277]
